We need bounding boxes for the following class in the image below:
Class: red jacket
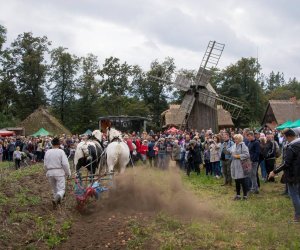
[134,139,141,153]
[140,144,148,155]
[125,139,134,151]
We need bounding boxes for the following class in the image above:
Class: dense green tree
[100,57,132,97]
[0,24,6,52]
[0,25,18,126]
[216,57,265,127]
[49,47,80,122]
[264,71,285,93]
[132,57,176,129]
[10,32,50,119]
[70,54,101,133]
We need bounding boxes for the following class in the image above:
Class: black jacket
[248,139,260,162]
[274,138,300,184]
[263,140,276,159]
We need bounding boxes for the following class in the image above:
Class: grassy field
[1,161,300,249]
[127,168,300,250]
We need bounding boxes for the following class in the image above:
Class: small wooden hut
[261,98,300,130]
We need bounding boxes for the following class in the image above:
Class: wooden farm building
[261,98,300,130]
[161,104,233,131]
[19,107,71,136]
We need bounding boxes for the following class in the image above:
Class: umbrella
[276,120,293,130]
[167,127,179,133]
[32,128,51,137]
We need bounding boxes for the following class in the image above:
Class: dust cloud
[100,164,220,220]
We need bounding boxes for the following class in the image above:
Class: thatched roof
[19,107,71,136]
[161,104,234,128]
[217,105,234,127]
[262,99,300,127]
[161,104,185,127]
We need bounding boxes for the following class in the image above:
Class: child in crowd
[13,146,22,170]
[140,140,148,164]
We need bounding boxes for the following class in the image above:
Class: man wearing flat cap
[269,128,300,223]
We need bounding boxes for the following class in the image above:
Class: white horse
[106,128,130,174]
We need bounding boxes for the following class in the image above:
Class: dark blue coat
[248,139,260,162]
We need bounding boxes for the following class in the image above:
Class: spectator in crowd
[209,135,221,178]
[172,139,181,168]
[8,139,15,161]
[156,138,167,170]
[264,132,277,182]
[259,134,267,181]
[124,134,134,160]
[269,128,300,223]
[140,140,148,164]
[229,134,250,200]
[13,146,22,170]
[147,137,156,167]
[2,139,8,161]
[204,144,212,176]
[186,140,197,176]
[166,135,173,167]
[247,131,260,194]
[221,131,234,186]
[0,142,3,162]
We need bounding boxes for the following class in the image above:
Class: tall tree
[0,24,6,52]
[265,71,285,93]
[0,25,18,126]
[216,57,265,127]
[49,47,80,122]
[10,32,50,119]
[132,57,176,129]
[72,54,101,133]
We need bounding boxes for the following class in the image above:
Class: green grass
[128,168,300,249]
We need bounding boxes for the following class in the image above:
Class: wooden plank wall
[188,100,218,132]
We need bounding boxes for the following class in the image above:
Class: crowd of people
[1,126,300,222]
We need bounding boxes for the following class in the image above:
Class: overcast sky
[1,0,300,79]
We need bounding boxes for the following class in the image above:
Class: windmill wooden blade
[179,93,196,114]
[177,93,196,129]
[197,90,243,119]
[195,41,225,87]
[174,75,191,91]
[198,89,217,108]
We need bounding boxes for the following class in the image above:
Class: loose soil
[0,163,218,249]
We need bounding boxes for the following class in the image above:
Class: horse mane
[92,130,102,142]
[108,128,122,142]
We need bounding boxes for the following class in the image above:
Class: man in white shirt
[44,137,71,209]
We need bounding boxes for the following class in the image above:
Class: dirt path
[58,204,152,250]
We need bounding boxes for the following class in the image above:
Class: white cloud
[0,0,299,79]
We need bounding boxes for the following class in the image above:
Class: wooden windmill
[153,41,243,132]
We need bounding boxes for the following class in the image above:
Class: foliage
[10,32,51,119]
[1,24,300,131]
[213,57,266,127]
[49,47,80,122]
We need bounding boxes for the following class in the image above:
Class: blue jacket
[220,140,234,160]
[248,139,260,162]
[147,141,156,157]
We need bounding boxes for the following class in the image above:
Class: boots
[52,194,61,209]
